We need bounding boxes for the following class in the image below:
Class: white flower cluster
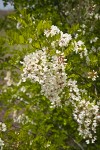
[90,37,98,43]
[67,79,99,144]
[59,31,72,47]
[20,86,26,93]
[44,25,72,48]
[44,25,60,37]
[13,110,34,125]
[0,122,7,132]
[20,24,99,144]
[73,40,88,58]
[67,79,81,103]
[73,100,99,144]
[21,48,67,106]
[91,46,96,53]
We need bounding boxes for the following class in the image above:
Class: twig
[72,138,84,150]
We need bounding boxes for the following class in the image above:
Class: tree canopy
[0,0,100,149]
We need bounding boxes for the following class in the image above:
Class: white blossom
[86,140,90,144]
[94,13,100,20]
[28,38,32,43]
[20,86,26,93]
[4,71,13,86]
[13,110,34,124]
[0,122,7,132]
[44,25,72,48]
[44,25,60,37]
[90,37,98,43]
[58,31,72,47]
[87,70,98,81]
[4,71,12,86]
[16,22,22,29]
[73,40,88,58]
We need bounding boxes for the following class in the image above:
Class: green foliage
[0,1,100,150]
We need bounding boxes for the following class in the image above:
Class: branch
[72,138,84,150]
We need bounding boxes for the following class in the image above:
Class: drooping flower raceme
[67,79,81,103]
[73,100,99,144]
[21,48,67,106]
[67,79,99,144]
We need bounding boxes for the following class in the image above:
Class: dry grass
[0,10,14,18]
